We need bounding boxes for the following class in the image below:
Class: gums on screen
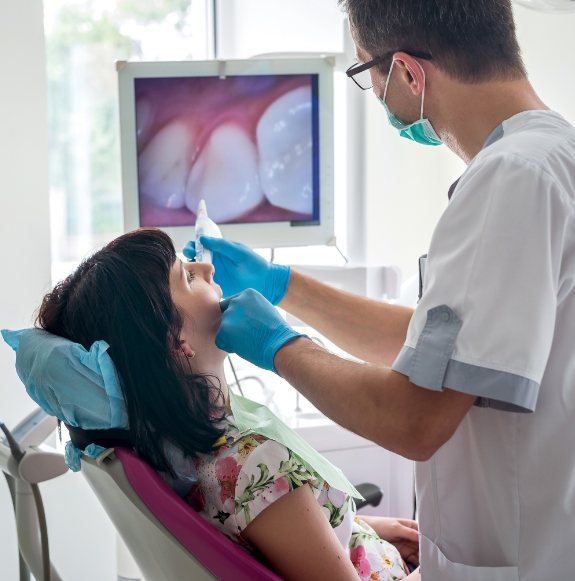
[135,74,320,227]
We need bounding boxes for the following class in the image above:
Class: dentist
[185,1,575,578]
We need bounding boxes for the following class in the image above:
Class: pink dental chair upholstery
[81,447,283,581]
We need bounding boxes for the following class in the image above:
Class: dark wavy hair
[36,228,225,475]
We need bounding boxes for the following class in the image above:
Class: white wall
[0,1,52,429]
[514,6,575,124]
[0,2,117,580]
[364,112,463,279]
[0,2,52,578]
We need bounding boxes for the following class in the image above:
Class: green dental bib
[229,390,364,500]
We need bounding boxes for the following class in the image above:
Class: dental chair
[2,328,384,581]
[0,409,67,581]
[82,443,384,581]
[81,445,283,581]
[0,408,283,581]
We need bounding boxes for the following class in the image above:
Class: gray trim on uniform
[418,255,427,301]
[393,344,539,413]
[481,123,504,150]
[447,125,504,200]
[407,305,463,391]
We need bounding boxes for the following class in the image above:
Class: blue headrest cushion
[1,328,128,430]
[1,328,197,486]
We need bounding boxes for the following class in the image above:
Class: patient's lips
[138,121,195,209]
[256,86,314,215]
[185,123,264,223]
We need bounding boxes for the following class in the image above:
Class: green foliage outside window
[45,0,193,256]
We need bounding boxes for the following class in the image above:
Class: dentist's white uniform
[392,110,575,580]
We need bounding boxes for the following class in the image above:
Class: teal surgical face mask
[378,59,442,146]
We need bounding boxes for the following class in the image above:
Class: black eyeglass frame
[346,50,433,90]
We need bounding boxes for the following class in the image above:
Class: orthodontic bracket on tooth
[218,60,226,80]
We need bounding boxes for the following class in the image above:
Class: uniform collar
[481,123,505,151]
[448,123,505,200]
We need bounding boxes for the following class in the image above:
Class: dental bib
[229,390,363,500]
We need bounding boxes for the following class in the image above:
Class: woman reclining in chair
[36,228,420,581]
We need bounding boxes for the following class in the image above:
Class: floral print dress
[179,415,408,581]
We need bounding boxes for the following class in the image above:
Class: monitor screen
[135,74,320,228]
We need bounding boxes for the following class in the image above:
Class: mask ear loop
[382,59,395,104]
[415,60,426,120]
[384,58,426,120]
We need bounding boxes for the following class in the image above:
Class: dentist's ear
[393,52,426,97]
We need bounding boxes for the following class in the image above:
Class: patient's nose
[193,261,215,282]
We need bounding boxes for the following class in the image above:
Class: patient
[36,229,420,581]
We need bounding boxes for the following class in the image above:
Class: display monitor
[118,58,335,250]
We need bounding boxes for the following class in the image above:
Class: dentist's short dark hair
[339,0,527,83]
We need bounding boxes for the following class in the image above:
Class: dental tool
[195,199,222,264]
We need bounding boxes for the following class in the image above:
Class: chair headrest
[1,328,198,485]
[1,328,129,471]
[1,328,128,430]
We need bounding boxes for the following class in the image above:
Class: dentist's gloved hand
[183,237,290,305]
[216,288,304,373]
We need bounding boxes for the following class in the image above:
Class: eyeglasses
[346,51,433,90]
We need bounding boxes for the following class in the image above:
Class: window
[45,0,204,282]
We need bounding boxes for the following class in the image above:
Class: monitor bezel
[118,58,335,250]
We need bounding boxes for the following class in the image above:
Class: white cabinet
[291,421,414,519]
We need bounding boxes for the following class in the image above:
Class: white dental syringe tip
[197,199,207,217]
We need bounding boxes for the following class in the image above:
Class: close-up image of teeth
[257,86,314,215]
[135,74,320,228]
[139,120,195,209]
[185,123,263,222]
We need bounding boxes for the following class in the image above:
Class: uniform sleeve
[392,153,569,412]
[233,437,319,532]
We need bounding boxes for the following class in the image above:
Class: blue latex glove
[183,237,290,305]
[215,289,303,373]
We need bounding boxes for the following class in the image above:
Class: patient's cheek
[190,290,223,334]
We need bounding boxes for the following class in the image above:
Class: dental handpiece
[195,199,222,264]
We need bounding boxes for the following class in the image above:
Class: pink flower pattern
[351,545,372,577]
[215,456,241,514]
[318,481,347,508]
[186,482,206,512]
[175,415,407,579]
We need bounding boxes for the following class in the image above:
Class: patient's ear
[169,337,195,359]
[178,340,195,359]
